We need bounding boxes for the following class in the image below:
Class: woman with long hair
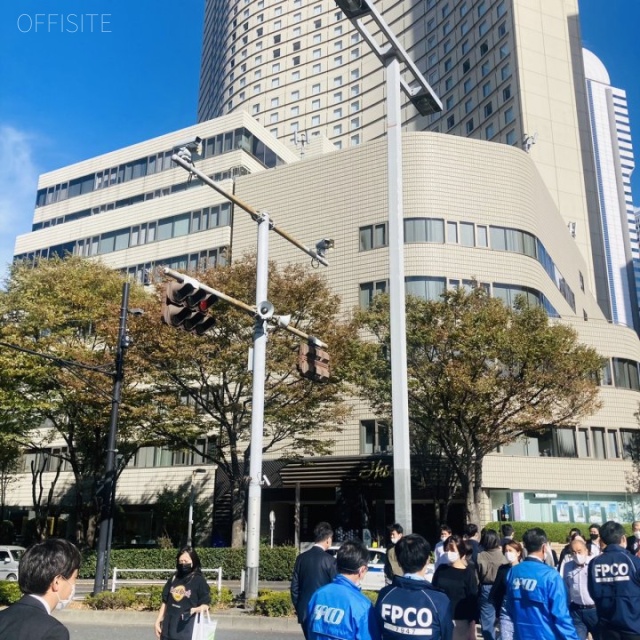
[154,547,211,640]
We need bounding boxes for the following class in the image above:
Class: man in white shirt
[560,537,599,640]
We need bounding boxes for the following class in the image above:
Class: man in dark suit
[291,521,337,638]
[626,521,640,557]
[0,538,81,640]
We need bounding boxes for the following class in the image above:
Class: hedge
[0,582,21,606]
[85,585,234,611]
[484,521,635,544]
[79,546,298,581]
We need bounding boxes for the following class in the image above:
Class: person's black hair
[396,534,431,573]
[336,540,369,574]
[567,528,582,541]
[313,522,334,544]
[389,523,403,535]
[464,523,478,538]
[439,523,452,534]
[480,528,500,550]
[600,521,626,546]
[19,538,81,596]
[522,527,547,553]
[501,524,515,537]
[588,523,600,532]
[444,535,471,558]
[176,546,202,573]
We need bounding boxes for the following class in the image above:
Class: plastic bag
[191,610,217,640]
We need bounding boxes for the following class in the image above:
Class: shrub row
[484,521,634,543]
[85,586,234,611]
[79,546,297,581]
[251,589,379,618]
[0,582,21,606]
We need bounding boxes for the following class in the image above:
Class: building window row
[502,426,640,460]
[359,219,575,311]
[35,127,286,208]
[30,166,248,233]
[359,276,558,318]
[123,247,228,286]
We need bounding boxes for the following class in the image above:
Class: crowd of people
[292,520,640,640]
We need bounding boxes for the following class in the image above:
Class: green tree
[142,256,358,547]
[0,257,176,545]
[152,483,212,547]
[354,287,603,524]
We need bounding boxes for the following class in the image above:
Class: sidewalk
[56,607,302,632]
[65,580,297,632]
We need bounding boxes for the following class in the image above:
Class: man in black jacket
[375,534,453,640]
[626,521,640,557]
[0,538,81,640]
[291,522,337,638]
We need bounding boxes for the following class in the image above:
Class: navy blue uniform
[375,575,453,640]
[588,544,640,636]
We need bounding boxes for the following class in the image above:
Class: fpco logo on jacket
[380,603,434,634]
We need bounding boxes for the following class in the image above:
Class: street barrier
[111,567,222,594]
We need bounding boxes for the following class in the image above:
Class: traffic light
[297,343,331,382]
[161,281,217,336]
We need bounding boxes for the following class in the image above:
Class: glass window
[405,276,446,301]
[556,428,577,457]
[359,280,388,308]
[621,430,639,460]
[447,221,458,243]
[404,218,445,243]
[607,431,620,458]
[485,123,495,138]
[592,429,606,459]
[460,222,474,246]
[477,225,488,247]
[577,429,590,457]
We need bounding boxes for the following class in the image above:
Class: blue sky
[0,0,638,277]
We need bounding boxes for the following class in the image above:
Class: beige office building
[11,0,640,540]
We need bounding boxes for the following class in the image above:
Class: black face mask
[177,563,193,576]
[590,534,599,541]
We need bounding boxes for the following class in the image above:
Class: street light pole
[385,54,413,532]
[334,0,442,534]
[94,281,130,594]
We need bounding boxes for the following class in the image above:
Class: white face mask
[574,554,587,566]
[505,551,518,564]
[446,551,460,564]
[56,584,75,610]
[634,531,640,540]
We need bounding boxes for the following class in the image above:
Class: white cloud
[0,125,40,280]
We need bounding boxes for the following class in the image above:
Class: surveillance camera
[262,474,271,487]
[315,238,335,257]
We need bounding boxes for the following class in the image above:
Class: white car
[0,546,25,581]
[328,546,387,591]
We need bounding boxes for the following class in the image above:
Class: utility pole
[93,281,130,594]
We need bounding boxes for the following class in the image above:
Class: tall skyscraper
[197,0,602,305]
[582,48,638,329]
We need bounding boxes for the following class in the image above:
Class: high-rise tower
[197,0,599,295]
[583,48,638,329]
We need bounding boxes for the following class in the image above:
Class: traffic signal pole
[245,212,269,602]
[170,147,331,606]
